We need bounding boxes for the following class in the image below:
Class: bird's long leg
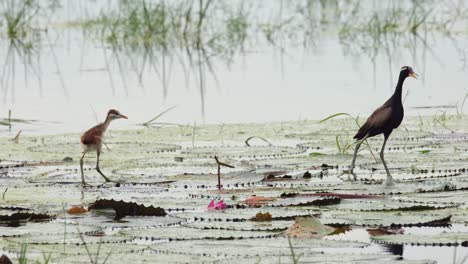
[349,134,369,180]
[96,151,112,182]
[380,136,394,186]
[80,152,86,185]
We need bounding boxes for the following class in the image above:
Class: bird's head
[107,109,128,121]
[400,66,418,79]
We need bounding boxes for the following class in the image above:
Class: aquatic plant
[0,117,466,262]
[0,0,457,117]
[207,199,226,210]
[320,112,376,158]
[78,228,113,264]
[141,105,177,127]
[1,0,40,40]
[0,1,66,102]
[287,237,301,264]
[18,244,27,264]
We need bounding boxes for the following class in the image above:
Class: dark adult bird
[80,109,128,185]
[349,66,418,186]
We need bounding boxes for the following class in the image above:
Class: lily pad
[88,199,166,219]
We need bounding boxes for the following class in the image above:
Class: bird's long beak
[119,114,128,119]
[409,72,418,79]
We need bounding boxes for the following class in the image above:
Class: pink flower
[215,200,227,210]
[207,200,216,210]
[207,200,226,210]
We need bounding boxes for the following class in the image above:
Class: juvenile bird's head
[106,109,128,121]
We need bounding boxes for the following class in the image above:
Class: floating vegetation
[2,0,468,259]
[0,212,53,227]
[0,116,468,262]
[1,0,41,40]
[252,212,272,222]
[66,205,87,215]
[284,216,335,239]
[0,0,66,102]
[371,232,468,247]
[88,199,167,220]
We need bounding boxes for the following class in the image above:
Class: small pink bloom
[207,200,216,209]
[207,200,226,210]
[215,200,227,210]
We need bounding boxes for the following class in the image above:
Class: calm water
[325,225,468,264]
[0,0,467,134]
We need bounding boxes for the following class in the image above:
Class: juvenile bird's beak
[409,71,418,79]
[119,114,128,119]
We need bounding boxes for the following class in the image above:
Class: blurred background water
[0,0,467,134]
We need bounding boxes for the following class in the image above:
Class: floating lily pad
[320,211,452,227]
[284,216,335,238]
[371,232,468,246]
[88,199,167,219]
[0,117,468,263]
[181,146,305,159]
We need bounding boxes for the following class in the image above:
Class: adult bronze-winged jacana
[349,66,418,186]
[80,109,127,185]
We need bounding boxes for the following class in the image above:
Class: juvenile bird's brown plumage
[80,124,105,146]
[79,109,127,185]
[349,66,417,186]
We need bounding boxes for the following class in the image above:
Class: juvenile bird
[349,66,418,186]
[80,109,127,185]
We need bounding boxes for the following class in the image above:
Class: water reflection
[0,0,468,132]
[382,244,403,256]
[325,224,468,264]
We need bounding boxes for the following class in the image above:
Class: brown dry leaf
[67,205,88,215]
[367,228,403,237]
[241,195,276,207]
[284,216,335,239]
[252,212,272,221]
[88,199,166,220]
[328,226,351,236]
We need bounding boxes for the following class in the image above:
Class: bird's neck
[393,75,406,101]
[103,116,112,130]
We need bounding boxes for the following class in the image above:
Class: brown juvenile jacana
[80,109,127,185]
[349,66,418,186]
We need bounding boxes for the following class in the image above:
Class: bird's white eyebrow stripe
[400,66,408,71]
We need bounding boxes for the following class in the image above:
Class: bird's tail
[353,124,369,140]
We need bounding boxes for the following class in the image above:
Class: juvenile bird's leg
[349,134,369,180]
[96,151,112,182]
[80,152,86,185]
[380,136,394,186]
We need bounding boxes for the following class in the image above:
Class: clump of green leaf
[320,112,375,159]
[78,228,113,264]
[1,0,40,40]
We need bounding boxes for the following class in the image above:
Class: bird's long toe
[80,182,92,188]
[103,176,112,182]
[383,177,395,186]
[351,172,358,181]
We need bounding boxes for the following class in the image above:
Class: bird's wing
[80,124,105,145]
[365,105,393,129]
[354,105,392,139]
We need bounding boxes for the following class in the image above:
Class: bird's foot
[383,176,395,187]
[96,168,113,183]
[341,168,358,181]
[81,182,92,188]
[103,176,113,183]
